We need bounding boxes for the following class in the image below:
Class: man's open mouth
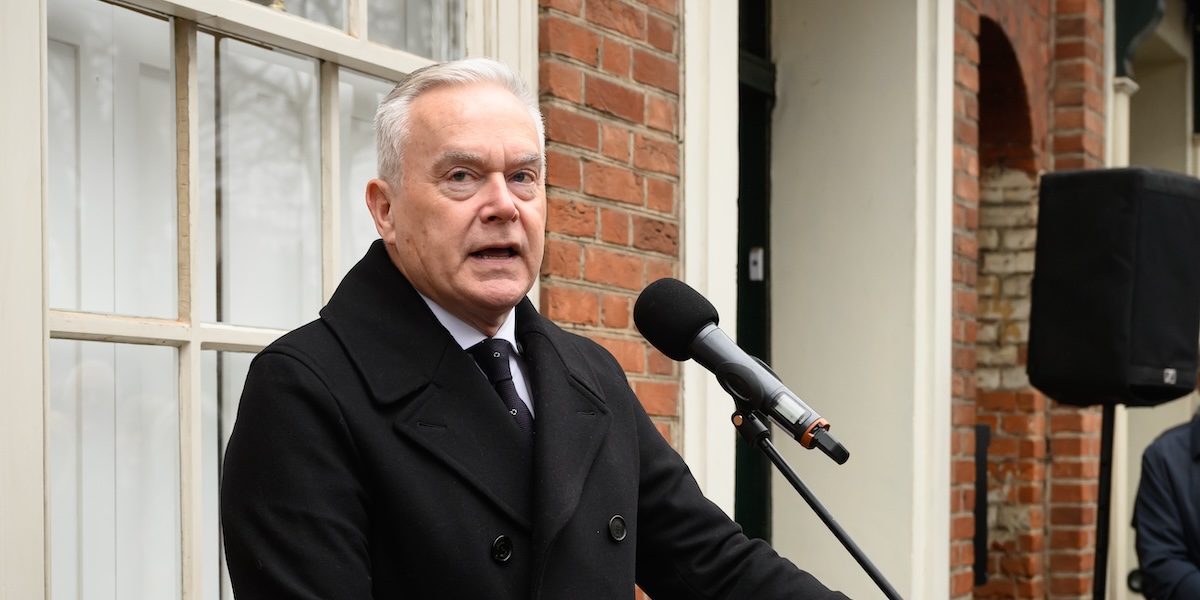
[471,247,517,259]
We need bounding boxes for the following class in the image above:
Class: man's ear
[366,178,396,243]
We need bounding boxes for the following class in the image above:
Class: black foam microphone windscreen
[1027,167,1200,407]
[633,278,720,361]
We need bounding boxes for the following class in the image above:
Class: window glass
[199,34,322,329]
[47,0,177,319]
[48,340,181,599]
[201,351,254,600]
[369,0,465,61]
[338,68,396,279]
[244,0,346,31]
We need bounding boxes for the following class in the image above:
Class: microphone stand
[732,409,903,600]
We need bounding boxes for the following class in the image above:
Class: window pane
[201,351,254,600]
[47,0,178,319]
[48,340,181,600]
[244,0,346,31]
[369,0,465,61]
[338,69,395,279]
[199,34,322,329]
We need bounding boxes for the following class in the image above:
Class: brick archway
[972,16,1045,599]
[953,1,1108,597]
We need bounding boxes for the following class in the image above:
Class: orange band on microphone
[799,418,830,449]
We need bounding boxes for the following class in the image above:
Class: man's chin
[468,283,533,313]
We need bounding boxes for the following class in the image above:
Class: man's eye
[511,171,533,183]
[449,171,470,182]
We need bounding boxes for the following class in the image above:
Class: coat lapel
[322,241,535,527]
[393,345,534,527]
[324,242,615,555]
[516,302,613,560]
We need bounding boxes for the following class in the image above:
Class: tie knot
[468,339,513,385]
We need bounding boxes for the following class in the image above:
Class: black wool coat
[220,241,848,600]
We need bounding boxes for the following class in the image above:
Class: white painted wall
[769,1,953,598]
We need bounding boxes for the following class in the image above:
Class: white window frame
[0,0,535,598]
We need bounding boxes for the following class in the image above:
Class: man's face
[370,82,546,333]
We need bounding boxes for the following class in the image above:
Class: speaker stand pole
[731,410,903,600]
[1093,403,1116,600]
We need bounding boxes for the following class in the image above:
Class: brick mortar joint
[543,193,681,221]
[540,278,641,296]
[540,102,683,139]
[537,61,682,104]
[575,68,673,96]
[549,165,682,192]
[544,146,683,171]
[537,2,682,20]
[537,15,683,59]
[546,113,682,146]
[1055,37,1105,49]
[537,9,682,37]
[548,187,681,209]
[544,156,682,181]
[554,320,645,339]
[541,98,670,130]
[1049,82,1108,97]
[566,235,681,259]
[575,327,658,343]
[541,237,681,260]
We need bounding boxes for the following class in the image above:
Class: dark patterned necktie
[468,339,534,442]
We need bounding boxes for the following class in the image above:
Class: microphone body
[689,323,828,449]
[634,278,849,464]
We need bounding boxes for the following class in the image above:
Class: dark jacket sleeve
[1134,436,1200,600]
[593,346,847,600]
[220,350,373,600]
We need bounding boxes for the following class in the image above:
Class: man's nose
[479,174,519,222]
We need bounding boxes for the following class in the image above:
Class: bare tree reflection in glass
[370,0,464,61]
[200,34,322,331]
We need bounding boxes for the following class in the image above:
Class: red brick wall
[537,0,683,452]
[951,1,984,596]
[1045,3,1106,598]
[955,1,1108,598]
[972,5,1052,598]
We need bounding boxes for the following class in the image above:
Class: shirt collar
[418,293,520,353]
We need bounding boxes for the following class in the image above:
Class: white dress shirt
[418,294,535,416]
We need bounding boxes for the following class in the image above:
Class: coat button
[491,535,513,563]
[608,515,627,542]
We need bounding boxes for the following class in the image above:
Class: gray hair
[374,58,545,185]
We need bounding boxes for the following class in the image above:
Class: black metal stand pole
[1093,403,1116,600]
[732,411,904,600]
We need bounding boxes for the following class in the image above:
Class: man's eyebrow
[431,151,542,170]
[513,153,544,169]
[433,150,484,170]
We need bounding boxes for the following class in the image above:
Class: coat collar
[322,241,613,542]
[321,240,454,404]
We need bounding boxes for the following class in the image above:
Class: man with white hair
[221,57,847,600]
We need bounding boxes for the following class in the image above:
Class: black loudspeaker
[1027,167,1200,407]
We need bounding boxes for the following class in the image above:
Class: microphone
[634,278,849,464]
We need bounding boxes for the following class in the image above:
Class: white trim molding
[680,0,741,514]
[0,0,48,598]
[910,0,955,596]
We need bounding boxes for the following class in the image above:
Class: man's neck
[419,292,518,350]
